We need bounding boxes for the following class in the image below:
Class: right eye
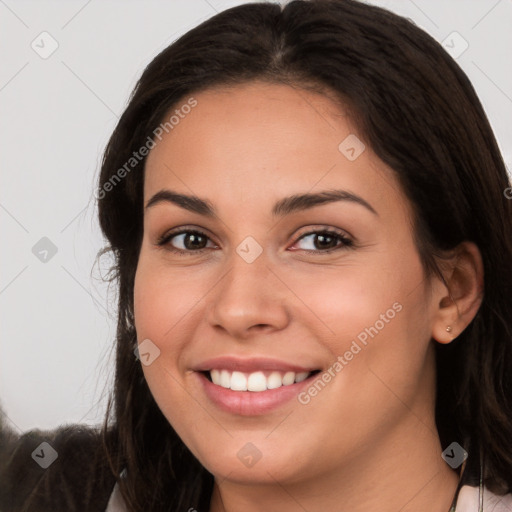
[157,228,218,255]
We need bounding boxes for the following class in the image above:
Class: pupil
[185,233,206,250]
[316,233,336,249]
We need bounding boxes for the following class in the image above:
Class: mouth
[195,365,323,416]
[201,369,322,392]
[193,356,324,415]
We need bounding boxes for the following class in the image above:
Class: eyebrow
[145,188,378,217]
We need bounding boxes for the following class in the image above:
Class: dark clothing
[3,416,512,511]
[0,420,116,512]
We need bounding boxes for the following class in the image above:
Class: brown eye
[312,232,339,250]
[291,229,353,253]
[179,232,208,250]
[157,229,215,254]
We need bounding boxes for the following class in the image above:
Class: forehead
[146,81,349,173]
[143,81,408,222]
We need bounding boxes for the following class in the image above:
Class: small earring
[446,326,452,333]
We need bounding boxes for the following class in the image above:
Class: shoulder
[455,485,512,512]
[0,418,117,512]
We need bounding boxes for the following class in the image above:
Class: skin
[133,81,484,512]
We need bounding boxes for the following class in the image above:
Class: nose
[207,251,290,340]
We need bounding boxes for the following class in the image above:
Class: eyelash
[156,226,354,256]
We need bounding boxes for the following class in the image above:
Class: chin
[191,436,316,485]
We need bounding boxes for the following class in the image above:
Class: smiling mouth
[201,369,322,392]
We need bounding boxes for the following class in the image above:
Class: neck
[209,417,460,512]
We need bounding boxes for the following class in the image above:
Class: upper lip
[193,356,318,373]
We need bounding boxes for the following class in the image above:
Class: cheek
[132,259,188,406]
[132,255,213,404]
[133,260,197,425]
[283,256,402,347]
[337,249,434,406]
[133,255,205,345]
[295,243,429,377]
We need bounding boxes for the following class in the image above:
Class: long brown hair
[96,1,512,510]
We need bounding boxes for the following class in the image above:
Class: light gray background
[1,0,511,433]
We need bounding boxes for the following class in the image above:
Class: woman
[2,0,512,511]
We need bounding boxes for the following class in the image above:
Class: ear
[431,241,484,344]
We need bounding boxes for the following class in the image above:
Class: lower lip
[196,371,317,416]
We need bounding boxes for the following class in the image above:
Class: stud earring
[446,326,452,333]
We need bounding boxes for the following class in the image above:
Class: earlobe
[431,241,484,344]
[432,323,456,344]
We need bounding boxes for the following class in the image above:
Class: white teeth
[207,369,313,392]
[295,371,309,383]
[220,369,231,388]
[282,371,295,386]
[267,371,283,389]
[247,371,267,392]
[230,371,247,391]
[210,369,220,385]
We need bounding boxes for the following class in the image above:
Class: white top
[105,482,127,512]
[455,485,512,511]
[105,483,512,511]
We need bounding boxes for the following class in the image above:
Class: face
[133,81,441,485]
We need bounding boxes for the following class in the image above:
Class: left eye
[157,230,353,254]
[291,230,353,253]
